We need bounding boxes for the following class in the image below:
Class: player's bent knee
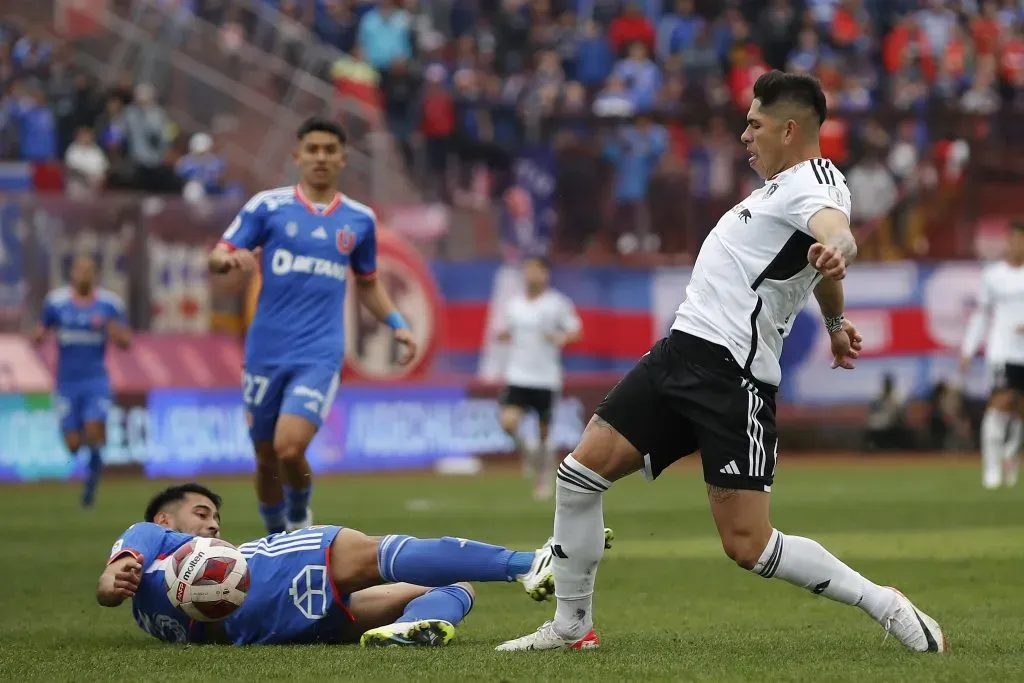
[273,438,307,463]
[570,416,643,482]
[83,424,105,448]
[64,433,82,453]
[719,529,772,570]
[498,409,521,434]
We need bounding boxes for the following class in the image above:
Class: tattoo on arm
[707,485,739,503]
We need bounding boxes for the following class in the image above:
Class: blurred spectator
[315,0,360,52]
[575,19,615,88]
[788,27,832,73]
[11,28,51,78]
[420,66,455,197]
[176,132,226,197]
[379,58,422,171]
[925,381,972,452]
[612,42,661,111]
[95,95,128,157]
[64,126,108,196]
[332,46,381,111]
[124,83,176,193]
[602,114,667,252]
[593,76,635,117]
[847,152,898,254]
[962,56,1001,113]
[496,0,531,75]
[17,87,58,162]
[680,25,722,81]
[863,374,910,451]
[357,0,412,71]
[757,0,799,69]
[609,2,656,55]
[917,0,958,54]
[656,0,705,63]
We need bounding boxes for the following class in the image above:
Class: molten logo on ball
[164,538,250,622]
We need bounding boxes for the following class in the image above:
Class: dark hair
[296,116,347,144]
[752,70,827,126]
[144,483,222,522]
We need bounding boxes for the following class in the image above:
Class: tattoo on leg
[707,485,739,503]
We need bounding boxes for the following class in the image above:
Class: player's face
[741,99,788,180]
[295,131,345,190]
[523,259,549,292]
[158,493,221,538]
[70,256,96,294]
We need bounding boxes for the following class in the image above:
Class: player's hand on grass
[394,328,417,366]
[808,243,846,280]
[829,319,862,370]
[112,560,142,598]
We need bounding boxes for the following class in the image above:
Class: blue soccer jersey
[42,287,126,385]
[109,523,351,645]
[42,287,126,432]
[220,185,378,369]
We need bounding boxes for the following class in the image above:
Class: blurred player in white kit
[495,257,582,500]
[959,222,1024,488]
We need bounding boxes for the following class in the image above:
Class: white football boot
[518,528,614,602]
[285,507,313,533]
[495,620,599,652]
[882,588,947,653]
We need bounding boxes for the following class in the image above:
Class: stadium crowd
[3,1,1023,256]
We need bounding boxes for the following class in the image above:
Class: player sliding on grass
[98,483,612,647]
[498,71,946,654]
[209,117,415,535]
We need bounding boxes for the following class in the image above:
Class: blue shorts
[227,525,353,645]
[242,365,340,442]
[54,380,112,433]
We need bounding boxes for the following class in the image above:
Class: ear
[153,511,172,529]
[785,119,799,144]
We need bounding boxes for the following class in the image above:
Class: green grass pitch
[1,459,1021,682]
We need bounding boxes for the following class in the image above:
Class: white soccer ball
[164,537,250,622]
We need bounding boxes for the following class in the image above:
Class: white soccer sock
[981,409,1011,487]
[551,454,610,639]
[754,529,897,623]
[1004,417,1022,461]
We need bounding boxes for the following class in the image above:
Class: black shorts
[500,385,556,424]
[595,331,779,492]
[992,363,1024,393]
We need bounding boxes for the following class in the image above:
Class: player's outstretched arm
[28,322,47,345]
[208,243,257,275]
[97,555,142,607]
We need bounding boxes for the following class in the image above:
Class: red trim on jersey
[217,240,237,252]
[108,548,144,566]
[353,269,377,281]
[323,543,356,622]
[295,184,343,217]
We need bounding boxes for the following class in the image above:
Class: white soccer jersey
[960,261,1024,365]
[672,157,852,386]
[501,289,581,391]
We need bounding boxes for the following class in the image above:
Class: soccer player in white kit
[496,256,582,500]
[958,222,1024,488]
[497,71,945,654]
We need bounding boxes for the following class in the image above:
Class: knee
[499,412,519,434]
[84,426,105,448]
[454,581,475,601]
[254,444,278,469]
[64,433,82,453]
[273,437,306,463]
[719,528,771,570]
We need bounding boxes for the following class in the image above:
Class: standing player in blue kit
[32,254,131,507]
[209,118,417,534]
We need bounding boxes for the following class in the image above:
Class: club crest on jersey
[336,226,356,255]
[731,205,752,223]
[285,222,298,237]
[828,186,846,207]
[764,183,779,199]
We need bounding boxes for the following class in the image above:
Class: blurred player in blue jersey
[31,255,131,507]
[208,118,417,535]
[97,483,612,646]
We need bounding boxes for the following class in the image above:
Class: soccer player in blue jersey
[98,483,611,646]
[31,255,131,507]
[208,118,417,535]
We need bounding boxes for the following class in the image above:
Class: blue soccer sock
[82,446,103,507]
[282,485,312,524]
[399,584,474,626]
[377,535,535,585]
[259,501,287,534]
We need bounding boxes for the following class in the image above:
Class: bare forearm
[825,228,858,263]
[356,278,398,321]
[814,277,845,319]
[96,576,125,607]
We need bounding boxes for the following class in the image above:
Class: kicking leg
[273,414,317,530]
[497,415,642,651]
[708,485,946,653]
